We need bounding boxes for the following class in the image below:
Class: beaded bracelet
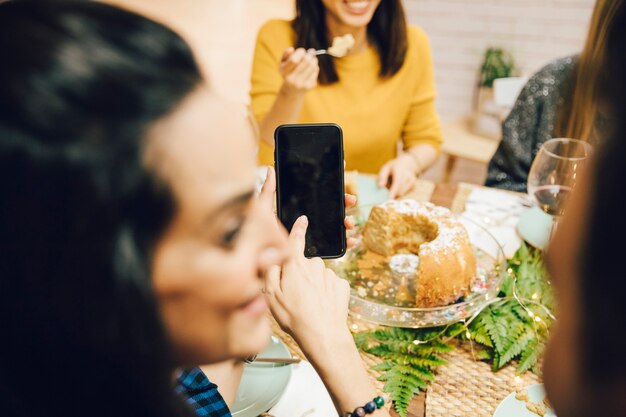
[343,395,388,417]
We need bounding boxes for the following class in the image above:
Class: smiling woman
[0,2,203,416]
[251,0,443,199]
[147,89,288,366]
[0,1,392,417]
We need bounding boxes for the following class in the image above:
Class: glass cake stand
[325,206,506,328]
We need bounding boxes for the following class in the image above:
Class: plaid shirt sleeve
[175,367,232,417]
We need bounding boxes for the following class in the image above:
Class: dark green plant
[479,47,516,88]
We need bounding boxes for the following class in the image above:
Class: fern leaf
[371,361,394,373]
[517,337,544,374]
[491,352,502,371]
[474,346,494,361]
[510,302,531,323]
[378,367,428,417]
[498,327,533,368]
[353,331,371,350]
[425,339,455,353]
[478,307,509,352]
[395,364,436,382]
[472,328,494,348]
[406,355,447,368]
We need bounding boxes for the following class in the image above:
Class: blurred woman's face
[543,164,591,417]
[148,87,290,365]
[321,0,382,29]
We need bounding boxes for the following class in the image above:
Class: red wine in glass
[526,138,592,245]
[532,185,573,216]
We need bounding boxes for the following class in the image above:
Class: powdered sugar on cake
[390,253,420,274]
[381,200,467,258]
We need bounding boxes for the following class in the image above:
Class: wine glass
[527,138,592,243]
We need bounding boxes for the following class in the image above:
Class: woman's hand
[265,217,391,416]
[279,47,319,95]
[265,215,351,348]
[377,154,419,199]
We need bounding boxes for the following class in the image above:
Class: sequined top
[485,56,577,192]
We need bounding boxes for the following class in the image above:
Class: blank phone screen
[275,124,345,258]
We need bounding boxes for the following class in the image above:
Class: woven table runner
[426,342,540,417]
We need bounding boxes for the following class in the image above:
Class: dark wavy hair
[0,1,201,416]
[578,1,626,413]
[293,0,408,85]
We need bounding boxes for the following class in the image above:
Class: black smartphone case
[274,123,346,259]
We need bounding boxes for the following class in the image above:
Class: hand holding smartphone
[274,123,346,258]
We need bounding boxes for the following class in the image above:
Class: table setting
[338,174,555,417]
[245,140,592,417]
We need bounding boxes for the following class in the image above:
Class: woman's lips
[343,0,371,14]
[240,293,268,317]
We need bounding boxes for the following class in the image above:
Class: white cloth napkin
[461,187,528,259]
[268,361,336,417]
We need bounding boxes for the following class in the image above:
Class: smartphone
[274,123,346,258]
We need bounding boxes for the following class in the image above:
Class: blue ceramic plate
[493,383,556,417]
[230,335,293,417]
[516,206,553,250]
[355,174,389,206]
[354,174,389,219]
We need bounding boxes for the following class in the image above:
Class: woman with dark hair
[0,2,201,416]
[0,2,392,416]
[542,3,626,416]
[485,0,621,192]
[251,0,443,198]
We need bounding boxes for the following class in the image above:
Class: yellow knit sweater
[250,19,443,174]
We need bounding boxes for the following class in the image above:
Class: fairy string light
[355,261,555,348]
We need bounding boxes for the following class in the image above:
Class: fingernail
[299,215,308,225]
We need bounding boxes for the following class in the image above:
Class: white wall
[105,0,294,103]
[404,0,596,120]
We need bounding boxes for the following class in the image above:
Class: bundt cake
[358,199,476,308]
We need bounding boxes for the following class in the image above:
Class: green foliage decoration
[353,243,554,417]
[466,243,553,374]
[354,326,461,417]
[479,47,516,88]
